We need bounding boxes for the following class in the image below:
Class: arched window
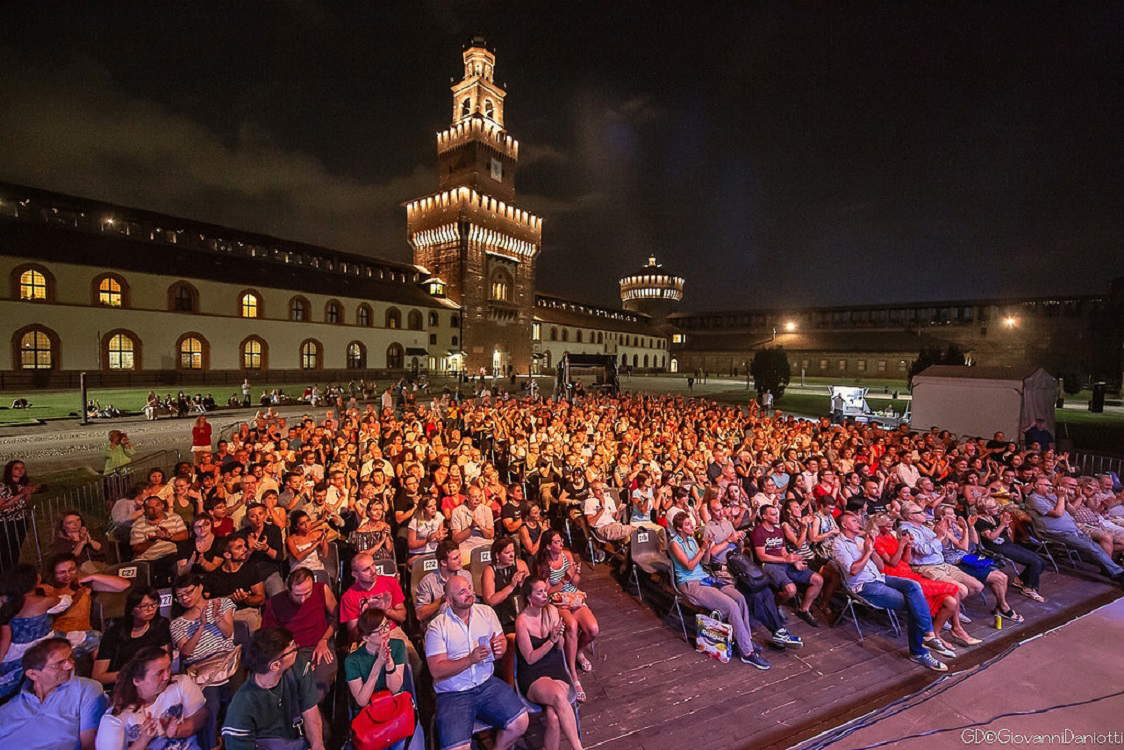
[407,310,423,330]
[357,304,372,327]
[177,333,208,370]
[385,307,401,329]
[597,332,603,344]
[561,329,569,342]
[489,267,512,302]
[13,264,52,302]
[386,342,404,369]
[484,99,495,119]
[93,274,128,307]
[289,296,309,321]
[346,341,366,369]
[325,300,343,324]
[461,97,472,117]
[14,325,58,370]
[632,354,638,368]
[299,339,322,370]
[239,291,261,318]
[643,354,649,368]
[550,327,558,341]
[576,330,583,343]
[103,330,139,370]
[168,281,198,312]
[241,336,267,370]
[428,311,439,327]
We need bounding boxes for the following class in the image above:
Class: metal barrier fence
[1072,450,1124,479]
[10,448,183,570]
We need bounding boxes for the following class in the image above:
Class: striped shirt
[171,597,236,664]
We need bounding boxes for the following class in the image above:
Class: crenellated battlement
[406,187,542,233]
[437,118,519,159]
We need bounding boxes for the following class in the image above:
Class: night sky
[2,1,1121,310]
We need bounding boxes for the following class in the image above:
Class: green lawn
[0,382,333,424]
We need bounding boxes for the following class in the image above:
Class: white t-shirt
[95,675,206,750]
[408,513,446,554]
[584,495,619,529]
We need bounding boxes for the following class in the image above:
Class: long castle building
[1,39,1117,389]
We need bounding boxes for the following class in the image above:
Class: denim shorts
[763,562,815,589]
[435,676,528,750]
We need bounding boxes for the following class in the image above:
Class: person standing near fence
[102,431,135,502]
[192,416,213,466]
[1,460,39,571]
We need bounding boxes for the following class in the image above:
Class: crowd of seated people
[1,391,1123,749]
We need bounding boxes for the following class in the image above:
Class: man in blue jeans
[1027,478,1124,586]
[833,512,948,672]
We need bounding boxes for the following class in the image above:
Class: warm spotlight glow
[784,320,797,332]
[1004,316,1017,328]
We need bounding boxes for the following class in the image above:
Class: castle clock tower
[406,37,541,376]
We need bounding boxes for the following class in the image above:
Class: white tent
[909,365,1057,442]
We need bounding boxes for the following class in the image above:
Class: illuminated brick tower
[406,37,542,375]
[619,256,685,321]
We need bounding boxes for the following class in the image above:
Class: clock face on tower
[489,157,503,181]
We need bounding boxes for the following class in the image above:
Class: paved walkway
[797,596,1124,749]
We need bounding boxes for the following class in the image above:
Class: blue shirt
[1027,492,1079,535]
[833,535,884,592]
[898,522,944,566]
[0,676,107,750]
[670,534,708,585]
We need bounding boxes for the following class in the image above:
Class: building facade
[406,38,543,376]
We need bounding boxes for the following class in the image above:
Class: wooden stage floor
[566,563,1120,750]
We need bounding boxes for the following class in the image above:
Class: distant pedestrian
[687,376,694,391]
[241,379,252,408]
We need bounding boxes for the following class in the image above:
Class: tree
[1061,371,1083,395]
[751,346,791,400]
[907,344,966,388]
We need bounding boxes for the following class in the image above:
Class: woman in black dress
[515,578,583,750]
[482,536,529,684]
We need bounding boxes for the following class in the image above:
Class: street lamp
[1004,316,1018,328]
[784,320,797,332]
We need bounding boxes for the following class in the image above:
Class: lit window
[240,293,259,318]
[107,333,136,370]
[243,339,263,369]
[300,340,320,369]
[180,337,203,369]
[19,269,47,300]
[346,342,365,369]
[19,329,53,369]
[357,305,371,327]
[532,323,541,340]
[97,276,123,307]
[386,308,401,329]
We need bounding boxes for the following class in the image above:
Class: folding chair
[98,560,152,620]
[408,553,439,603]
[831,560,901,643]
[1021,532,1060,574]
[373,555,397,578]
[469,546,493,595]
[628,525,670,602]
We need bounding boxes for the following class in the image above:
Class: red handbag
[351,690,415,750]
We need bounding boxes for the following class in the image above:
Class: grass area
[0,382,327,423]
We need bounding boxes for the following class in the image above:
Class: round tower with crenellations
[619,256,685,322]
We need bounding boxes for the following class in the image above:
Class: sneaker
[740,650,772,670]
[922,636,957,658]
[771,628,804,649]
[958,612,972,624]
[795,609,820,628]
[910,652,949,672]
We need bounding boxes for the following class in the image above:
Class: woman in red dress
[870,514,982,649]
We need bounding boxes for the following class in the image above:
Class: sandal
[577,652,593,672]
[1021,588,1046,603]
[573,680,587,702]
[996,607,1024,623]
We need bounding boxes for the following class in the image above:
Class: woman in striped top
[171,575,237,750]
